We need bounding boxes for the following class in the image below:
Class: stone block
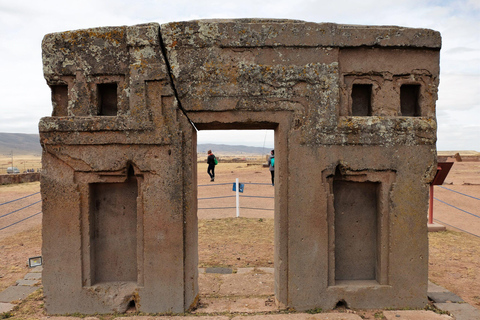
[230,314,363,319]
[256,267,274,274]
[16,279,40,286]
[428,223,447,232]
[428,281,450,293]
[29,266,43,273]
[434,303,480,320]
[0,302,15,314]
[429,292,464,303]
[0,286,39,303]
[40,19,440,314]
[24,273,42,280]
[384,310,453,319]
[205,267,233,274]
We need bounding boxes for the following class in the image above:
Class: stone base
[428,223,446,232]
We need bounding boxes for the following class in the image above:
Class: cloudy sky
[0,0,478,151]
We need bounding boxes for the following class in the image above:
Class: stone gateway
[39,19,441,314]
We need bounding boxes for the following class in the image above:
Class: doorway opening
[195,129,277,312]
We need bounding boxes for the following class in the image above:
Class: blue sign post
[232,182,244,193]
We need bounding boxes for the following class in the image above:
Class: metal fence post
[236,178,240,218]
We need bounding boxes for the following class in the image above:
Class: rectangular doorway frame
[186,110,294,307]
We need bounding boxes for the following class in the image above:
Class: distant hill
[198,144,273,156]
[0,134,271,157]
[0,133,41,156]
[1,132,477,159]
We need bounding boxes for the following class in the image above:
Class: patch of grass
[424,303,451,315]
[6,288,44,319]
[429,230,480,308]
[0,225,42,292]
[306,307,323,314]
[199,217,274,268]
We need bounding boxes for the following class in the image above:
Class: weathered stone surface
[24,273,42,280]
[16,279,40,286]
[113,317,229,320]
[0,302,15,313]
[0,286,39,303]
[161,20,441,49]
[230,314,363,320]
[434,302,480,320]
[383,310,453,320]
[428,281,450,293]
[162,20,439,148]
[205,267,233,274]
[40,19,440,314]
[29,266,43,273]
[194,297,278,314]
[0,173,40,185]
[429,292,465,303]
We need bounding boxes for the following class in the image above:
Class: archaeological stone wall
[0,173,40,185]
[39,19,441,314]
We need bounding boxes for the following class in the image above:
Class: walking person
[267,150,275,186]
[207,150,216,182]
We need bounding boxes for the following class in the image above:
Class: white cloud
[467,0,480,10]
[437,112,480,151]
[437,74,480,110]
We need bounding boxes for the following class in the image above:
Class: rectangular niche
[351,84,372,116]
[89,176,138,283]
[97,83,118,116]
[325,168,394,287]
[400,84,421,116]
[50,84,68,116]
[334,180,378,281]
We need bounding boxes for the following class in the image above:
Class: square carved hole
[50,85,68,116]
[98,83,118,116]
[351,84,372,116]
[400,84,421,116]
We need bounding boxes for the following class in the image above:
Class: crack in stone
[158,26,198,131]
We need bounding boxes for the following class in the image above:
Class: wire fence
[433,197,480,219]
[0,191,39,206]
[433,218,480,239]
[0,192,42,231]
[439,186,480,201]
[1,182,478,236]
[432,185,480,238]
[0,200,42,219]
[198,180,274,214]
[0,180,274,231]
[0,211,42,231]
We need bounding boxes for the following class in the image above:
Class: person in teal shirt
[267,150,274,186]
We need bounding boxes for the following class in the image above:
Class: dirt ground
[0,182,42,241]
[428,161,480,309]
[197,162,274,220]
[0,160,479,318]
[0,182,42,293]
[432,161,480,237]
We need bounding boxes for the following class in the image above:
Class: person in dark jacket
[207,150,216,182]
[267,149,274,186]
